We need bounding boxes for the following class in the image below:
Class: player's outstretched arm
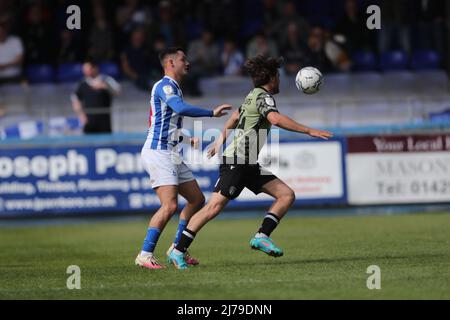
[267,112,333,140]
[207,109,240,158]
[167,96,232,118]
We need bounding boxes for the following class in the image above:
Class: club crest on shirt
[163,85,174,95]
[265,96,275,106]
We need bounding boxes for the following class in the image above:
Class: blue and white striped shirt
[146,76,183,150]
[144,75,213,151]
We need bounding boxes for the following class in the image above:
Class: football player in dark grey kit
[168,55,332,269]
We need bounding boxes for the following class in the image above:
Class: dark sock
[174,228,196,253]
[258,212,280,237]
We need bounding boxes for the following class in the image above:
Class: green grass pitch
[0,212,449,299]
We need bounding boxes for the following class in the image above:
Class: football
[295,67,324,94]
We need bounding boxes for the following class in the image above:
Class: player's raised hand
[308,128,333,140]
[213,104,232,117]
[207,142,220,159]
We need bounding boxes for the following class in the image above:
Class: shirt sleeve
[12,37,24,56]
[104,75,121,94]
[256,93,278,118]
[158,83,213,117]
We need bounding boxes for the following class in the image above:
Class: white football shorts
[141,148,195,189]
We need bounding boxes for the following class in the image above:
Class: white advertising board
[347,135,450,204]
[238,140,344,201]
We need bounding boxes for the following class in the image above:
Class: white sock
[140,251,153,258]
[255,232,268,238]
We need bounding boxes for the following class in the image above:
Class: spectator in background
[281,22,310,75]
[148,1,185,47]
[148,35,166,80]
[187,29,220,76]
[335,0,374,53]
[22,3,54,64]
[221,38,244,76]
[116,0,150,35]
[378,0,412,54]
[0,0,18,34]
[323,29,352,72]
[246,31,278,59]
[202,0,241,38]
[57,29,82,64]
[0,22,24,84]
[120,27,151,91]
[261,0,283,35]
[88,4,115,62]
[116,0,151,52]
[304,26,351,73]
[71,60,121,134]
[305,27,334,73]
[415,0,445,57]
[272,1,310,47]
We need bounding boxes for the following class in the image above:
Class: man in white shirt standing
[0,22,24,85]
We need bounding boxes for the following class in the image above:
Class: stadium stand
[56,63,84,83]
[0,0,448,139]
[1,70,449,139]
[411,50,441,71]
[99,62,121,79]
[352,51,378,72]
[380,51,410,72]
[25,64,55,84]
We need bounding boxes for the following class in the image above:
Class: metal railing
[1,81,450,139]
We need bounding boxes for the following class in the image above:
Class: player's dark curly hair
[244,55,283,87]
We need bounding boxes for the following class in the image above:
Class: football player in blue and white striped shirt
[135,47,231,269]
